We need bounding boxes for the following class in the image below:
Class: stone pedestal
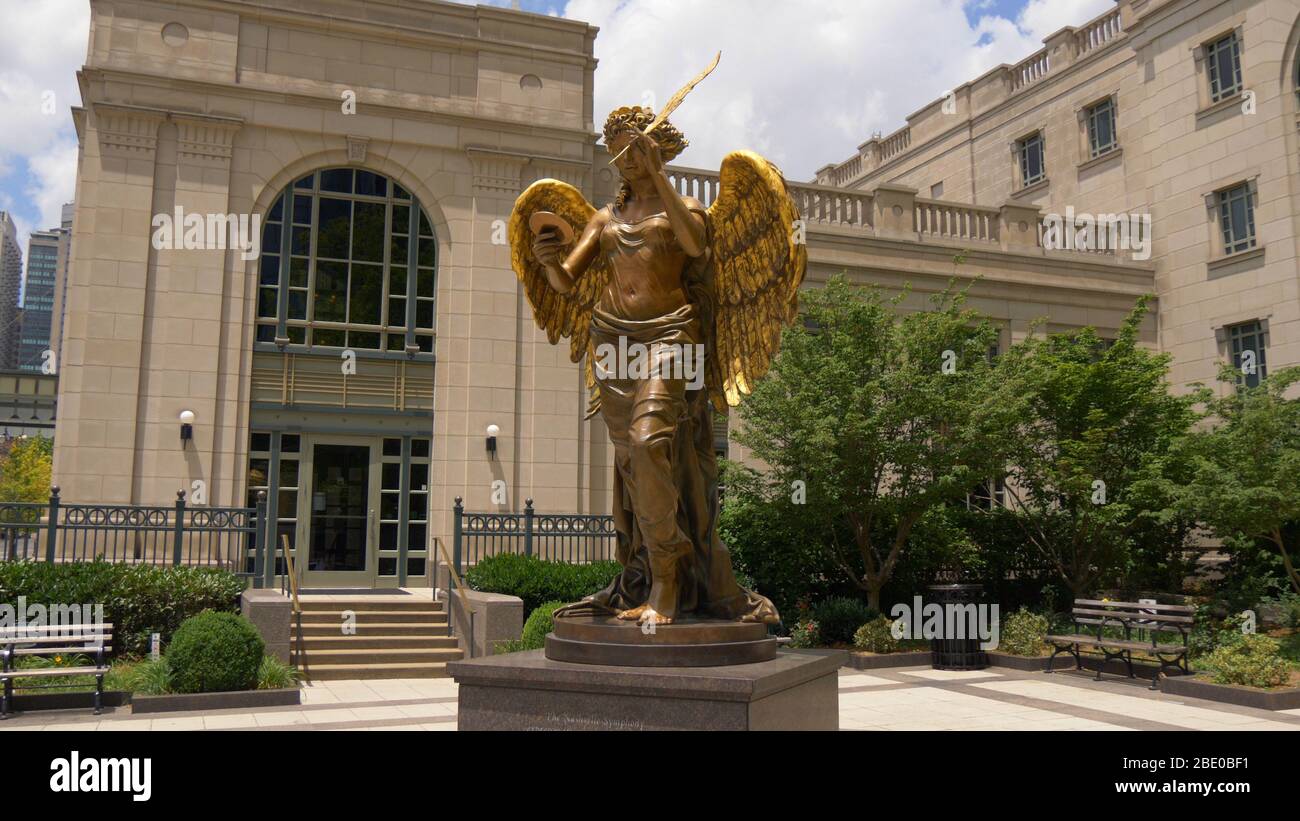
[448,648,845,731]
[241,589,291,663]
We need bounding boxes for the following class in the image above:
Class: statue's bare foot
[637,606,673,626]
[616,605,647,621]
[615,604,674,625]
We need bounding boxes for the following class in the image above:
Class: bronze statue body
[509,105,806,628]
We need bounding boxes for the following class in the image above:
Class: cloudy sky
[0,0,1113,276]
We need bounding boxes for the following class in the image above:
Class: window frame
[1216,182,1257,256]
[254,168,437,360]
[1225,319,1268,389]
[1085,97,1118,158]
[1017,131,1046,189]
[1206,32,1243,104]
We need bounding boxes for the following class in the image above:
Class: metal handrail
[434,536,475,658]
[279,534,301,614]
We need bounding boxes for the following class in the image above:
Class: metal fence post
[524,498,534,558]
[253,490,268,589]
[44,486,59,563]
[172,490,186,566]
[452,496,463,579]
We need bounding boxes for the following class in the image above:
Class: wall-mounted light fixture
[179,410,195,444]
[485,423,500,458]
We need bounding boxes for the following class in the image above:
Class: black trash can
[927,583,989,670]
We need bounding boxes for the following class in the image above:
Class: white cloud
[563,0,1114,180]
[1013,0,1115,42]
[0,0,89,241]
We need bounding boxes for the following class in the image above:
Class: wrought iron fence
[0,487,270,584]
[451,496,616,576]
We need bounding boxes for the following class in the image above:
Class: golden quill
[608,51,722,164]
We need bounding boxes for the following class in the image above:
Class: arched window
[255,168,436,354]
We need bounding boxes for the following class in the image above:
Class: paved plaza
[4,665,1300,731]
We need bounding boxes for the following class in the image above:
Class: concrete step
[294,609,447,625]
[296,620,449,637]
[299,662,453,681]
[297,598,444,614]
[292,647,463,665]
[296,635,459,651]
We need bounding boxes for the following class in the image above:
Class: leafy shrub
[717,462,851,617]
[465,553,620,615]
[1259,593,1300,629]
[810,596,877,645]
[787,619,820,649]
[496,600,564,653]
[256,656,302,690]
[0,561,244,657]
[1189,610,1249,660]
[998,607,1049,656]
[1201,634,1292,689]
[105,658,172,695]
[166,611,264,693]
[853,616,901,653]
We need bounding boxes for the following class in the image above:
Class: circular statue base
[544,615,777,667]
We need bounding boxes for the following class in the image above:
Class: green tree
[1175,365,1300,594]
[995,298,1202,597]
[730,275,1020,610]
[0,436,53,504]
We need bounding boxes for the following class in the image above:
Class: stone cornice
[153,0,599,70]
[80,68,599,148]
[92,103,168,156]
[91,102,245,162]
[807,228,1155,300]
[172,112,244,163]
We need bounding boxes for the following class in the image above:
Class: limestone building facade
[53,0,1286,588]
[812,0,1300,393]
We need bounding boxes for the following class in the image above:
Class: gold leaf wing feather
[704,151,808,411]
[507,179,611,417]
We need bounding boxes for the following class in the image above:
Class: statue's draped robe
[555,205,778,624]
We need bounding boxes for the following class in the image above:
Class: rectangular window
[1018,133,1045,188]
[1228,320,1267,389]
[1086,98,1117,158]
[967,477,1006,511]
[1217,183,1256,255]
[930,181,944,199]
[1206,33,1242,103]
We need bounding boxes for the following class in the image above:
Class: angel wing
[507,179,611,418]
[704,151,808,411]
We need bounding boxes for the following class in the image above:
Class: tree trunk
[866,585,882,612]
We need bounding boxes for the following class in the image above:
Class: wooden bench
[1,623,113,717]
[1046,599,1194,690]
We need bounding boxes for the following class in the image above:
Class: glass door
[301,440,376,587]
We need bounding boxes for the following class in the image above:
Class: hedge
[464,553,620,616]
[0,561,245,657]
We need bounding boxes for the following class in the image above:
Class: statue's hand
[531,228,563,269]
[629,133,664,175]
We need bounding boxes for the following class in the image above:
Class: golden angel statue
[507,105,806,627]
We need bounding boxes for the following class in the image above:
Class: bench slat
[2,635,112,646]
[1073,599,1195,613]
[1070,607,1194,624]
[1047,634,1187,653]
[11,646,112,656]
[0,624,113,636]
[0,666,108,679]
